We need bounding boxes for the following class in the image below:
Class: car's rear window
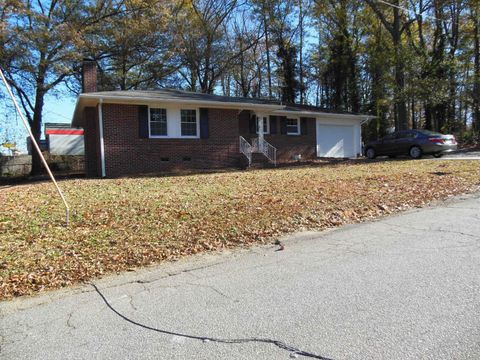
[416,130,443,137]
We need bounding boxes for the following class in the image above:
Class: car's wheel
[409,146,423,159]
[366,147,376,159]
[433,153,443,158]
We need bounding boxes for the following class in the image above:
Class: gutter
[72,94,285,127]
[78,93,285,111]
[98,99,106,178]
[73,93,376,127]
[272,109,374,120]
[360,116,375,125]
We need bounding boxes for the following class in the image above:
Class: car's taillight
[429,138,445,144]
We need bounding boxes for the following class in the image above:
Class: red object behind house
[46,129,84,135]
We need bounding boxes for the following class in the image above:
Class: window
[181,109,197,137]
[149,108,167,136]
[397,131,415,139]
[256,116,269,134]
[286,118,300,135]
[417,129,443,137]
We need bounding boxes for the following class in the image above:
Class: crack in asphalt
[444,206,480,211]
[382,222,480,240]
[2,318,35,333]
[91,283,334,360]
[111,260,231,289]
[182,259,297,282]
[2,260,232,315]
[0,330,29,351]
[127,294,138,312]
[185,283,232,300]
[66,311,78,330]
[4,195,479,359]
[119,281,234,306]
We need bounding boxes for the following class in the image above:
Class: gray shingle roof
[90,89,282,106]
[73,88,373,126]
[87,88,365,115]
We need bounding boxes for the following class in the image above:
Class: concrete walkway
[1,194,480,360]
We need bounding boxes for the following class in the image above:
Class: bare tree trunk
[464,103,469,130]
[474,4,480,132]
[262,5,273,99]
[31,87,45,176]
[299,0,305,104]
[411,96,416,129]
[366,0,408,131]
[121,51,127,90]
[425,103,433,130]
[239,37,248,97]
[392,3,407,130]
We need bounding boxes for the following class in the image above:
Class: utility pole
[0,67,70,226]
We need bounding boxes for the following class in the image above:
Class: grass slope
[1,160,479,299]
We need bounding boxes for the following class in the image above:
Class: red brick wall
[239,110,317,161]
[82,61,97,93]
[83,106,100,177]
[101,104,241,177]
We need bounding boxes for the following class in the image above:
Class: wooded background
[1,0,479,173]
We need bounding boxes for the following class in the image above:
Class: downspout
[98,99,106,177]
[359,116,374,157]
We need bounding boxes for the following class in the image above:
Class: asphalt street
[1,193,480,360]
[436,150,480,160]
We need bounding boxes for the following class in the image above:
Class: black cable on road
[91,283,335,360]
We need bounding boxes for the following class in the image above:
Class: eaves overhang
[72,93,285,127]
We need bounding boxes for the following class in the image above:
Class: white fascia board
[77,93,284,111]
[72,94,284,125]
[272,109,372,121]
[72,93,375,125]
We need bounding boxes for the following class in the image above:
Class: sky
[0,84,76,153]
[43,94,77,126]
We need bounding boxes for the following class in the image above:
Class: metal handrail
[252,137,277,166]
[239,136,252,166]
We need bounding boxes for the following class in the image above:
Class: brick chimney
[82,60,97,93]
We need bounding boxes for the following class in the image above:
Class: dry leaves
[1,160,479,299]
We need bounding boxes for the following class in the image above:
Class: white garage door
[316,123,355,158]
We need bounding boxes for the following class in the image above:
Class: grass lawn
[1,160,479,299]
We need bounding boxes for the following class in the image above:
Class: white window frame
[180,108,200,138]
[148,107,168,138]
[147,106,200,139]
[256,116,270,135]
[286,117,301,135]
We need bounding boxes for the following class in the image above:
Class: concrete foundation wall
[0,155,32,177]
[0,155,85,177]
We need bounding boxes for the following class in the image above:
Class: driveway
[367,149,480,161]
[439,149,480,160]
[1,194,480,360]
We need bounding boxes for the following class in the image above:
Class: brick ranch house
[72,61,373,177]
